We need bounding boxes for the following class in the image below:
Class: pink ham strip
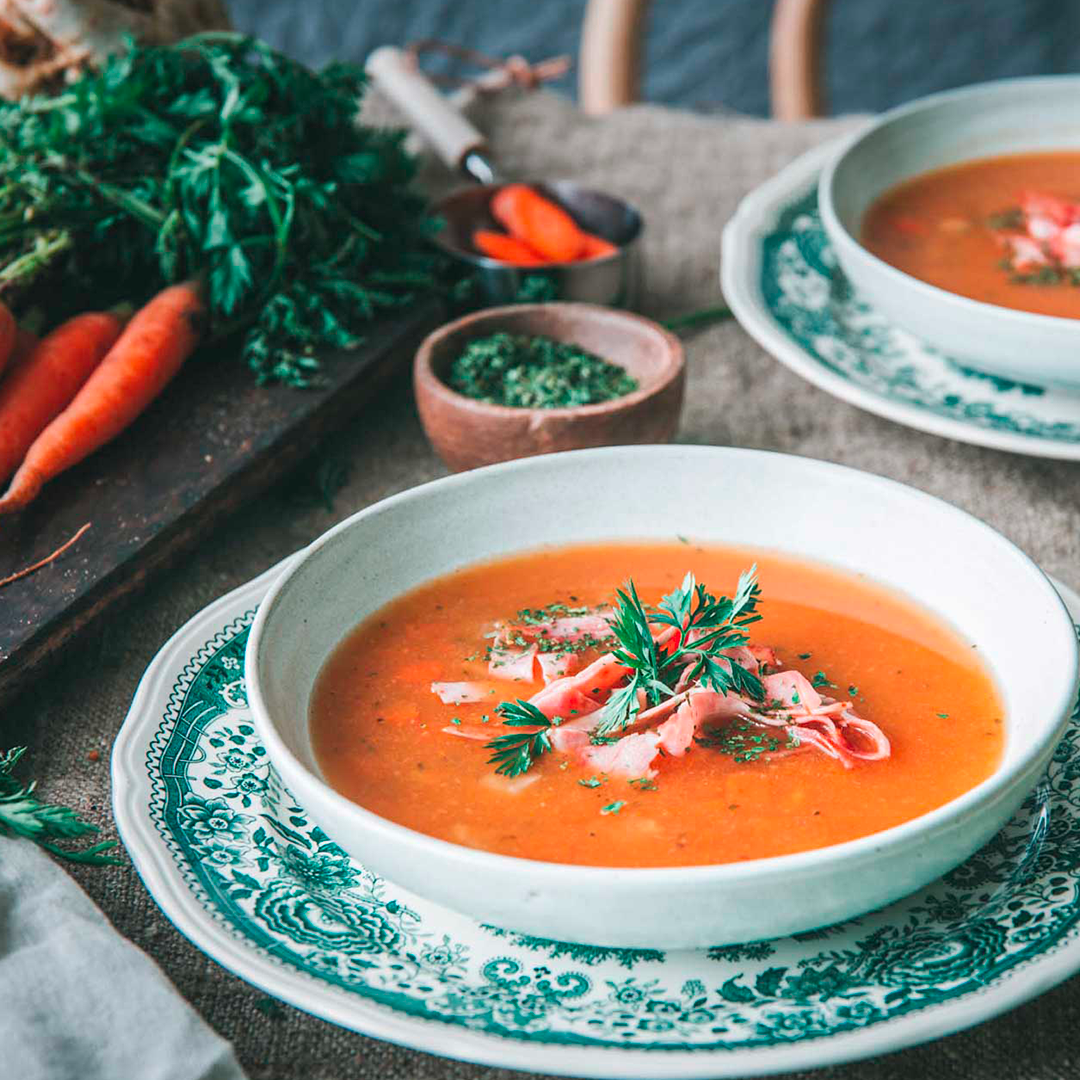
[431,681,499,705]
[1001,233,1050,270]
[527,684,603,724]
[486,609,613,684]
[549,727,592,753]
[656,700,695,756]
[541,613,614,641]
[1021,191,1076,226]
[581,732,662,778]
[500,611,614,647]
[488,645,583,685]
[837,709,891,760]
[746,644,779,669]
[996,191,1080,272]
[537,651,581,684]
[529,652,630,715]
[488,645,537,682]
[761,670,822,712]
[442,724,499,741]
[1050,224,1080,269]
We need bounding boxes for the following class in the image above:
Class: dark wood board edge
[0,300,444,706]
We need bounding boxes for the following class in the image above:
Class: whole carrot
[472,229,547,266]
[491,184,586,263]
[0,313,123,483]
[0,282,204,516]
[0,300,16,379]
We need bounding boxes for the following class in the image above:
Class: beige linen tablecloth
[7,89,1080,1080]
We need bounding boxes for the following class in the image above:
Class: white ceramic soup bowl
[819,76,1080,389]
[246,446,1078,949]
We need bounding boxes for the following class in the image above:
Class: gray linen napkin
[0,834,246,1080]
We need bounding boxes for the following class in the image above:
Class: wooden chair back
[578,0,827,119]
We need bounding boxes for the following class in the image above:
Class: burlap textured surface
[6,89,1080,1079]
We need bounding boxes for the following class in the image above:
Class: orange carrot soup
[862,151,1080,318]
[309,543,1004,868]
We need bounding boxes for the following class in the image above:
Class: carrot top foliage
[0,33,438,385]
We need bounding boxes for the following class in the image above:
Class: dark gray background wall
[226,0,1080,116]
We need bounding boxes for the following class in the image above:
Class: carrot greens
[0,747,120,865]
[0,33,437,386]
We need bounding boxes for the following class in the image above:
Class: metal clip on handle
[366,46,499,185]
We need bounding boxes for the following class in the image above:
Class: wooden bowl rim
[414,302,685,421]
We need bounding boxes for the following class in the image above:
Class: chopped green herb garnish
[696,722,799,763]
[988,207,1024,231]
[937,712,949,719]
[515,601,593,625]
[451,717,462,725]
[578,776,604,788]
[447,332,638,409]
[848,685,859,697]
[628,777,658,791]
[798,652,812,660]
[811,671,836,690]
[600,801,625,815]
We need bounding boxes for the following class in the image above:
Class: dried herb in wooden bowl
[446,331,638,409]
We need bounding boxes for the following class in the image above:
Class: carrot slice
[0,313,123,484]
[0,282,204,516]
[472,229,547,266]
[577,232,619,260]
[489,185,533,242]
[491,184,586,262]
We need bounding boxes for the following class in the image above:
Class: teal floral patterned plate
[113,559,1080,1078]
[722,141,1080,460]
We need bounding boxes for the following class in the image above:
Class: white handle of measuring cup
[366,46,490,173]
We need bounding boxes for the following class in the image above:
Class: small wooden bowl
[414,303,685,472]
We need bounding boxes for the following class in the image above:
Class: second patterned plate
[722,140,1080,460]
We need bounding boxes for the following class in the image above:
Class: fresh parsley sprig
[0,747,121,865]
[593,567,764,736]
[485,701,560,778]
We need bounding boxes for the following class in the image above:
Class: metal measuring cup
[367,47,643,307]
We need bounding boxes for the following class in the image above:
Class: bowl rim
[246,444,1080,886]
[818,73,1080,333]
[413,301,685,420]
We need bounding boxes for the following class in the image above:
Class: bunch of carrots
[0,282,204,526]
[473,184,619,266]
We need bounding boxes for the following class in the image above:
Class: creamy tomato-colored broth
[862,151,1080,318]
[310,543,1004,868]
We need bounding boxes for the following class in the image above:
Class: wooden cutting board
[0,300,443,704]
